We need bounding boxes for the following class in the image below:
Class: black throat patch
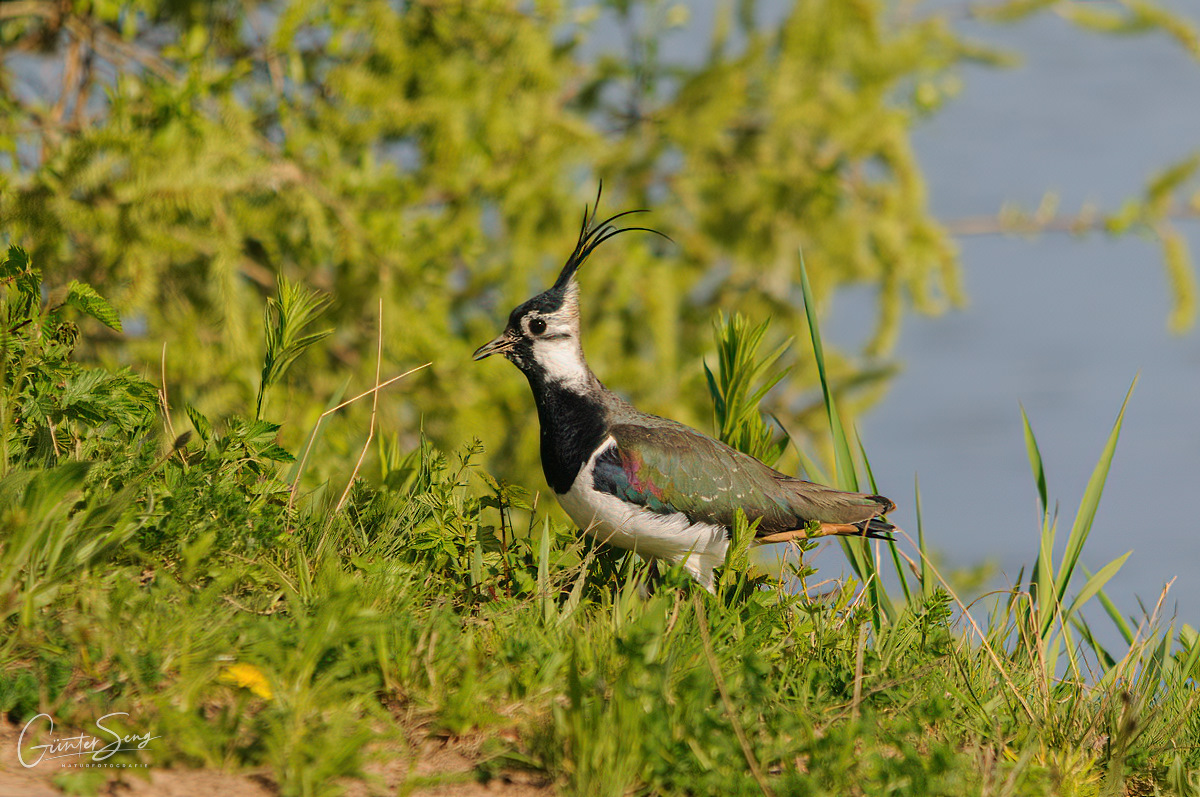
[523,371,608,494]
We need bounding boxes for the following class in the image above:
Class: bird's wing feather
[593,422,892,535]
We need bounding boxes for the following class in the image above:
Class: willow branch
[943,201,1200,237]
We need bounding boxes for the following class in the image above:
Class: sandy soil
[0,719,553,797]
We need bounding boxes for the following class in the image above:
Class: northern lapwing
[473,190,896,589]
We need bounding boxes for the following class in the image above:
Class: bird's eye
[529,317,547,336]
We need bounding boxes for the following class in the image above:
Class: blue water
[830,10,1200,632]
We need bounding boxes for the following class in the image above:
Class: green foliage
[257,276,333,420]
[705,312,791,467]
[1017,382,1137,679]
[4,0,1197,490]
[2,246,159,469]
[0,0,997,492]
[64,281,123,332]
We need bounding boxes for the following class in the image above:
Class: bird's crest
[552,181,666,290]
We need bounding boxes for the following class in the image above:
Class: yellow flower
[219,663,273,700]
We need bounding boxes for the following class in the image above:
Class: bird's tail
[850,517,895,541]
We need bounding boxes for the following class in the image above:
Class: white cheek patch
[532,337,591,390]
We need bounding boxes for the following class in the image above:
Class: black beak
[473,332,514,361]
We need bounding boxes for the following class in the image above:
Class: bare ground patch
[0,719,553,797]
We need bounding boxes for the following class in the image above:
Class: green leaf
[720,509,758,587]
[799,247,892,625]
[1,244,31,280]
[1086,573,1136,647]
[1065,550,1131,620]
[65,280,122,331]
[539,519,552,623]
[798,249,856,492]
[915,475,933,600]
[3,245,41,315]
[470,542,483,587]
[185,405,213,443]
[257,276,333,419]
[1048,377,1137,634]
[476,526,502,553]
[705,312,792,466]
[1019,404,1048,518]
[1070,614,1117,674]
[1034,516,1057,640]
[1176,625,1200,682]
[257,444,296,463]
[241,419,284,447]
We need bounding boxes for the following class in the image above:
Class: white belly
[556,436,730,588]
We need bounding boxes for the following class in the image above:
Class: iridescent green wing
[594,423,888,535]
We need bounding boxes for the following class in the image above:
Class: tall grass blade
[1035,516,1058,641]
[539,518,552,624]
[1044,633,1062,684]
[471,542,483,588]
[1062,620,1082,680]
[1065,550,1132,619]
[557,562,589,628]
[288,377,351,484]
[1090,579,1136,646]
[858,429,910,604]
[1020,404,1048,518]
[915,475,933,600]
[1071,614,1118,672]
[1046,378,1137,636]
[1021,408,1058,640]
[798,248,892,626]
[855,428,878,495]
[1144,625,1173,695]
[1176,625,1200,683]
[797,249,856,492]
[792,442,829,485]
